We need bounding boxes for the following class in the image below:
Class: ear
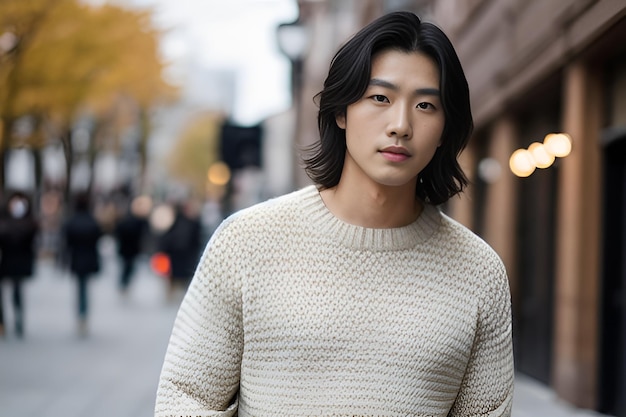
[335,112,346,129]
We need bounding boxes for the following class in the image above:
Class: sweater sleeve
[155,219,243,417]
[449,259,515,417]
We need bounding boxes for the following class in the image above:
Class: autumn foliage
[0,0,176,196]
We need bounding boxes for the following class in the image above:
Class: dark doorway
[509,86,560,384]
[599,130,626,416]
[513,165,557,384]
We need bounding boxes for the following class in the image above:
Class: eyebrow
[369,78,440,97]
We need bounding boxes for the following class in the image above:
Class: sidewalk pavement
[0,236,612,417]
[512,373,609,417]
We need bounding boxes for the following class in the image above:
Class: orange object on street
[150,252,171,277]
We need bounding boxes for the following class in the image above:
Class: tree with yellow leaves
[0,0,176,199]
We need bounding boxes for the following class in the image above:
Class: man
[0,191,38,338]
[63,193,102,336]
[158,201,202,300]
[155,11,514,416]
[114,203,148,295]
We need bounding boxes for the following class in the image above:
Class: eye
[417,102,436,110]
[370,94,389,103]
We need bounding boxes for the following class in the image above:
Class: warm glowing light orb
[207,161,231,186]
[543,133,572,157]
[528,142,555,169]
[509,149,536,177]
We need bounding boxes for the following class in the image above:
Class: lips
[379,145,411,162]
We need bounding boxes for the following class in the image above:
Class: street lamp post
[276,19,311,190]
[277,20,311,95]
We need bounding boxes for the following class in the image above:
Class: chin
[374,178,418,189]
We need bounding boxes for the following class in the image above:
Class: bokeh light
[528,142,555,169]
[207,161,231,186]
[509,149,536,177]
[543,133,572,157]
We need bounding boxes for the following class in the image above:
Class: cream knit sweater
[155,185,514,417]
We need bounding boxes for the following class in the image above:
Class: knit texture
[155,185,514,417]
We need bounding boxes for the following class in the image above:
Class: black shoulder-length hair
[303,11,473,205]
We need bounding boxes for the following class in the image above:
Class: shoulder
[430,210,509,299]
[213,186,315,238]
[434,211,504,270]
[194,187,316,278]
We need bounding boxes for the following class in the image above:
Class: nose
[386,104,412,139]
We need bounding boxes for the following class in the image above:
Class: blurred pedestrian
[63,193,102,336]
[156,11,513,417]
[157,201,201,300]
[114,202,148,295]
[0,191,39,338]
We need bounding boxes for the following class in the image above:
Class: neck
[320,180,423,228]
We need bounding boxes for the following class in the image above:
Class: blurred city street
[0,236,609,417]
[0,236,179,417]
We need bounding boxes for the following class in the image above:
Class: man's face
[336,49,445,191]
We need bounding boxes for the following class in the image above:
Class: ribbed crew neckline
[297,185,441,250]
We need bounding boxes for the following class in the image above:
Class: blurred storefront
[434,1,626,415]
[285,0,626,414]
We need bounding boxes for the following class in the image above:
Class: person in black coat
[158,201,202,300]
[0,191,38,338]
[63,193,102,335]
[114,207,147,295]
